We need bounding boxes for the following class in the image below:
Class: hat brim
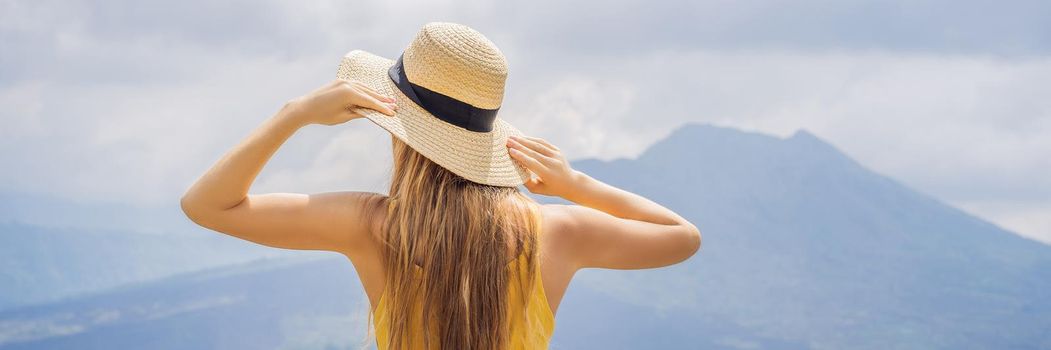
[336,50,532,187]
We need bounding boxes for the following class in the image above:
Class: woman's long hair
[366,135,542,350]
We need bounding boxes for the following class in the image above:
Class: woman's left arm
[180,79,397,256]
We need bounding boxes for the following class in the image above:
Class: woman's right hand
[506,135,588,199]
[287,79,397,126]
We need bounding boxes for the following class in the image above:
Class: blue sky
[1,0,1049,243]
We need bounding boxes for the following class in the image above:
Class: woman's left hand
[287,79,398,126]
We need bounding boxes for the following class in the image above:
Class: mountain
[1,123,1049,349]
[0,191,193,235]
[555,124,1051,349]
[0,221,287,310]
[0,256,367,350]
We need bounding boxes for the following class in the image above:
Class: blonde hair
[363,135,542,349]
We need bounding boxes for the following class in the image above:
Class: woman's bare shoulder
[538,203,571,231]
[537,203,604,247]
[537,203,593,237]
[537,204,580,257]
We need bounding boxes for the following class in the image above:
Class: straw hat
[336,22,531,187]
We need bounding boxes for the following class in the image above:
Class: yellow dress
[372,229,555,349]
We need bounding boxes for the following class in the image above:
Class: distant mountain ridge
[563,123,1051,348]
[0,221,286,311]
[0,191,191,235]
[1,123,1048,349]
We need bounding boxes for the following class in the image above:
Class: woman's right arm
[506,135,702,270]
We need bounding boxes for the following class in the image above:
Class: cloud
[5,0,1051,88]
[957,200,1051,245]
[497,49,1051,241]
[502,49,1051,202]
[0,53,334,204]
[1,0,1048,242]
[252,124,395,195]
[506,76,647,159]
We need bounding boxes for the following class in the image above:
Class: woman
[181,22,701,350]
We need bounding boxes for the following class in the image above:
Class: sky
[1,0,1049,243]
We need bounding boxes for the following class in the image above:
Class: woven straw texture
[336,22,531,187]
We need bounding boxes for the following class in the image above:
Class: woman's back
[371,241,556,349]
[367,197,557,349]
